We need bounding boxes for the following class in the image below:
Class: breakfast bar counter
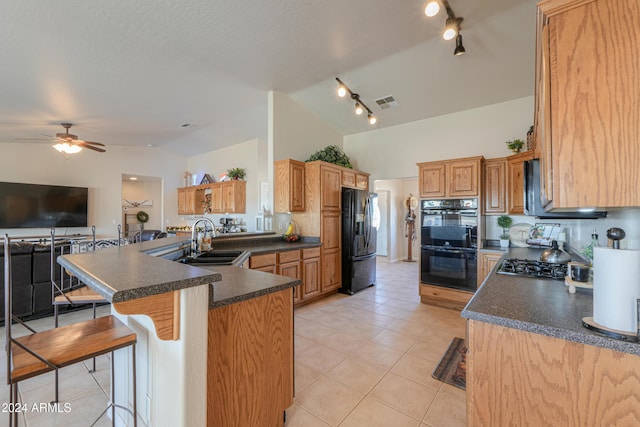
[57,236,299,427]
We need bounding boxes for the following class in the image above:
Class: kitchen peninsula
[462,248,640,426]
[58,236,300,427]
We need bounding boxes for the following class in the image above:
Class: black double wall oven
[420,199,477,292]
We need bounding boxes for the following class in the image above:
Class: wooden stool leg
[132,344,137,427]
[111,351,115,427]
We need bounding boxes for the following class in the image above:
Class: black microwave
[524,159,607,219]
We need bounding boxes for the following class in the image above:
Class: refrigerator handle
[365,196,371,247]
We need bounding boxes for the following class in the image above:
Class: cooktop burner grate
[497,258,568,280]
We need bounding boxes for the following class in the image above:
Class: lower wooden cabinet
[277,250,301,303]
[419,284,473,311]
[249,252,277,273]
[478,250,504,286]
[301,247,321,301]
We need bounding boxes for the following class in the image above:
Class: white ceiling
[0,0,536,157]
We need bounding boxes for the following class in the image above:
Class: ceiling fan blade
[78,140,105,147]
[75,141,106,153]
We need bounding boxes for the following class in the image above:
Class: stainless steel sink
[178,250,245,266]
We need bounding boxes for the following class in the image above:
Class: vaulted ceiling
[0,0,536,156]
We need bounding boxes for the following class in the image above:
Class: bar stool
[5,234,138,426]
[50,227,109,403]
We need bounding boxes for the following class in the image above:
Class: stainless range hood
[524,159,607,219]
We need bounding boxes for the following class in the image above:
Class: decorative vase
[500,238,510,249]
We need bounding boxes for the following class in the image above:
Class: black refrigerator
[340,188,377,295]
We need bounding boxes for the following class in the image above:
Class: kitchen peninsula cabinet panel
[274,159,305,213]
[483,158,507,214]
[467,320,640,426]
[537,0,640,208]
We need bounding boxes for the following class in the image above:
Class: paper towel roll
[593,246,640,333]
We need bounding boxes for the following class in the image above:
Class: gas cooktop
[497,258,568,280]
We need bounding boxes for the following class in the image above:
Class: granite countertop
[462,247,640,356]
[58,237,221,303]
[211,235,321,255]
[199,265,300,309]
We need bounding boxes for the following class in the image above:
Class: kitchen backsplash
[484,207,640,252]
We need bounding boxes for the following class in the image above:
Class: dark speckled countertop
[58,235,304,306]
[462,247,640,356]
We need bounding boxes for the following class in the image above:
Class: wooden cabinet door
[356,173,369,190]
[221,181,246,213]
[250,252,277,270]
[418,162,446,198]
[177,188,187,215]
[278,260,301,302]
[321,248,341,292]
[478,251,503,286]
[274,160,305,213]
[301,256,320,300]
[321,212,340,250]
[341,170,356,188]
[321,166,341,211]
[507,152,534,214]
[541,0,640,208]
[210,184,223,213]
[448,160,479,197]
[483,159,507,214]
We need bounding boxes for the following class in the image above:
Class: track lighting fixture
[424,0,466,56]
[335,77,377,126]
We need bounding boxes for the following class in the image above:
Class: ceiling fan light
[53,143,82,154]
[425,1,440,17]
[355,103,364,115]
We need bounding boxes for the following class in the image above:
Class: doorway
[376,190,390,256]
[121,174,163,238]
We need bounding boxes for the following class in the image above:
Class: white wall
[343,96,535,180]
[0,143,187,237]
[187,138,264,231]
[374,178,419,262]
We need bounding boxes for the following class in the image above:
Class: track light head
[355,103,364,115]
[337,84,347,97]
[454,33,465,56]
[443,17,459,40]
[368,113,377,125]
[425,1,440,17]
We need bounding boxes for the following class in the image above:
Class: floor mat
[432,337,466,390]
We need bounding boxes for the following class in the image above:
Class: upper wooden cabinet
[177,180,246,215]
[507,151,535,215]
[483,158,507,215]
[274,159,305,213]
[418,156,483,199]
[356,173,369,190]
[341,170,356,188]
[177,187,205,215]
[536,0,640,208]
[320,165,342,211]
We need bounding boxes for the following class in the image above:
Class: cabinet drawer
[302,247,320,259]
[278,250,301,264]
[250,252,277,269]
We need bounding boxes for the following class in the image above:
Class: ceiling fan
[16,123,106,153]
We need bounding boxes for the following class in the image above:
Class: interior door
[375,190,389,257]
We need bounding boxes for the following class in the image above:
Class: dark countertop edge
[461,309,640,356]
[205,265,301,309]
[462,246,640,356]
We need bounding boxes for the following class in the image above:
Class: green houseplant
[497,215,513,249]
[306,145,353,169]
[227,167,246,180]
[506,138,525,154]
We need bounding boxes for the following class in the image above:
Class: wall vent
[374,95,399,110]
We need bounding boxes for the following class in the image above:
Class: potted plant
[506,138,525,154]
[497,215,513,249]
[306,145,353,168]
[227,167,246,180]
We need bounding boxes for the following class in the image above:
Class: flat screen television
[0,182,89,228]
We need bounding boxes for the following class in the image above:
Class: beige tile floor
[286,258,467,427]
[1,258,466,426]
